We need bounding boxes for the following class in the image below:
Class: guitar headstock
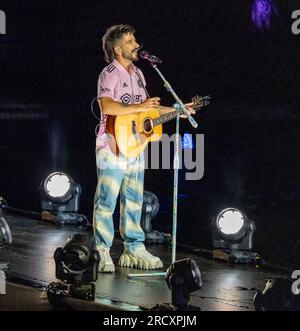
[191,95,211,111]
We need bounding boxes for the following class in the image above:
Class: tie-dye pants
[93,147,145,253]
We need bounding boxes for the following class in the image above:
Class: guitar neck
[152,110,179,127]
[152,95,210,127]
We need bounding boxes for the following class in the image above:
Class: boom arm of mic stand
[151,63,198,129]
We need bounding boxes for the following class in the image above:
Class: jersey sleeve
[97,70,118,100]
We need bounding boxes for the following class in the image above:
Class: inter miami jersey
[96,59,148,148]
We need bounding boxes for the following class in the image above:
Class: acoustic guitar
[105,95,210,158]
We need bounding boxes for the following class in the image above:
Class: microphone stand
[127,61,198,279]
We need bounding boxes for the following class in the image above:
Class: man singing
[93,24,165,273]
[93,24,194,273]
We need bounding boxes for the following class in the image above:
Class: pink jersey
[96,59,148,148]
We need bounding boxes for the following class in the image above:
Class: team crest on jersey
[121,93,131,104]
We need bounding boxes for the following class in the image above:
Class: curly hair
[102,24,135,64]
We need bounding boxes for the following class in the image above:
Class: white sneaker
[97,247,115,273]
[118,246,163,270]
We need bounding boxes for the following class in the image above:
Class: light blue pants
[93,147,145,253]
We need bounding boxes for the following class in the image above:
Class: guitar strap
[133,68,149,164]
[135,68,151,99]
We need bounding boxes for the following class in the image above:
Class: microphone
[139,50,162,64]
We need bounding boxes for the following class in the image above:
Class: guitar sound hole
[143,118,153,134]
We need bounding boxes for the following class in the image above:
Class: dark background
[1,0,300,268]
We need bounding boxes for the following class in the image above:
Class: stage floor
[0,213,287,311]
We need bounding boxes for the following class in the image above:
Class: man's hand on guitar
[138,97,161,112]
[180,102,196,119]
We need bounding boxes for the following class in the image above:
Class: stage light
[217,208,245,236]
[54,233,99,283]
[141,191,169,244]
[0,208,12,248]
[0,197,8,209]
[45,173,71,199]
[47,234,100,301]
[165,258,202,310]
[251,0,278,31]
[40,172,86,225]
[0,207,12,272]
[40,172,81,211]
[141,191,159,231]
[254,278,300,311]
[211,208,258,263]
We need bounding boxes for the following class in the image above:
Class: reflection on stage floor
[0,213,287,311]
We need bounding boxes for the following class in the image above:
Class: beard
[123,49,139,62]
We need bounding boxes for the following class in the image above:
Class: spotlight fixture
[141,191,160,231]
[0,207,12,272]
[47,233,100,302]
[54,234,99,284]
[0,196,8,209]
[254,278,300,311]
[40,172,81,212]
[211,208,259,263]
[0,208,12,248]
[141,191,169,244]
[165,258,202,310]
[251,0,278,31]
[40,172,86,226]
